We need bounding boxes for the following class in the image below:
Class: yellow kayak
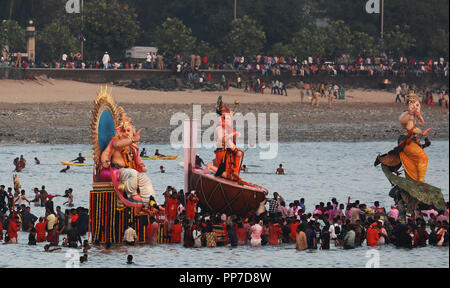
[142,155,178,160]
[61,161,94,167]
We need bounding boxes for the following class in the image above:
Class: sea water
[0,141,448,268]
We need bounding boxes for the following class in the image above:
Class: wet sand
[0,79,448,144]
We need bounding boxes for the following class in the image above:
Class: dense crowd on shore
[1,180,448,253]
[1,52,448,79]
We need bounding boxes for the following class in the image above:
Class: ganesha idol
[375,92,445,221]
[91,87,155,211]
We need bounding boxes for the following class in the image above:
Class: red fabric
[236,227,246,243]
[269,225,282,245]
[71,214,79,224]
[185,198,197,220]
[366,223,380,247]
[166,198,178,221]
[7,219,18,239]
[35,222,47,242]
[289,223,299,243]
[48,230,59,245]
[170,224,182,243]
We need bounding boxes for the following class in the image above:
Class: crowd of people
[1,177,448,262]
[137,190,449,250]
[0,183,86,247]
[394,84,449,113]
[2,52,448,79]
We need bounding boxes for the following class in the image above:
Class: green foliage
[153,17,197,56]
[290,27,326,59]
[322,20,353,59]
[36,20,78,62]
[429,29,449,58]
[384,25,416,58]
[269,43,294,57]
[82,0,140,60]
[351,31,380,58]
[0,19,26,54]
[223,15,266,57]
[2,0,448,60]
[194,40,219,63]
[318,0,449,58]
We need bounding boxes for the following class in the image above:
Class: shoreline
[1,101,448,145]
[0,80,448,145]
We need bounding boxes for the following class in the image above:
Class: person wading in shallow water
[276,164,285,175]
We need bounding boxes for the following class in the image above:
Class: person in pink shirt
[279,201,288,219]
[287,203,296,218]
[345,206,352,220]
[249,220,263,247]
[313,205,323,216]
[387,205,399,221]
[326,205,335,220]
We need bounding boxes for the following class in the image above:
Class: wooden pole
[381,0,384,40]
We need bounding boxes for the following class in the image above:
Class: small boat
[61,161,94,167]
[188,168,268,217]
[184,119,268,217]
[142,155,178,160]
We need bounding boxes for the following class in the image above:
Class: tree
[36,20,79,62]
[290,27,325,60]
[194,40,218,62]
[153,17,197,56]
[269,42,294,57]
[223,15,266,57]
[384,25,416,58]
[351,31,380,58]
[322,20,352,59]
[82,0,140,60]
[318,0,449,58]
[0,19,25,55]
[429,29,449,58]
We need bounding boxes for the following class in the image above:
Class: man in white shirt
[146,53,152,69]
[102,52,110,70]
[395,85,402,103]
[124,224,137,245]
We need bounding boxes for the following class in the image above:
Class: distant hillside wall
[1,67,448,91]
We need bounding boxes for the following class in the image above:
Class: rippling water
[0,142,448,268]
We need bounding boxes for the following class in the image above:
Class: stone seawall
[1,67,448,91]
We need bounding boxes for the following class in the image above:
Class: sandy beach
[0,79,448,144]
[0,78,404,104]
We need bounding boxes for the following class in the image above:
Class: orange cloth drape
[399,141,428,182]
